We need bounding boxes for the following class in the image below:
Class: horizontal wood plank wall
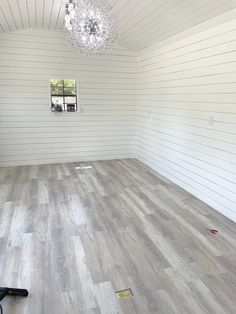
[0,28,137,166]
[136,19,236,222]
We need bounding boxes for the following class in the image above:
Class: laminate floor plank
[0,159,235,313]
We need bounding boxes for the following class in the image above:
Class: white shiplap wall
[0,28,137,166]
[136,19,236,222]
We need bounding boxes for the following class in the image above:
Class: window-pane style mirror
[50,79,78,112]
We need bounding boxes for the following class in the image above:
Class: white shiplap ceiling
[0,0,236,50]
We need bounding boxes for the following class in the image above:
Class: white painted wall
[0,28,137,166]
[136,19,236,222]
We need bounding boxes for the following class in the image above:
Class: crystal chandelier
[65,0,118,56]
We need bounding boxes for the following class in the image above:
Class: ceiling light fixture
[65,0,118,56]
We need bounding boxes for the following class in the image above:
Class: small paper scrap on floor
[76,166,93,169]
[79,194,88,200]
[116,289,133,300]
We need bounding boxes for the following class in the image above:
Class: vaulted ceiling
[0,0,236,51]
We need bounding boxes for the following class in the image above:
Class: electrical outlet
[209,115,215,126]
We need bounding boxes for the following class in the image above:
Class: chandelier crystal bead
[65,0,118,56]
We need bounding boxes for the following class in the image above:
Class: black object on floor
[0,287,29,314]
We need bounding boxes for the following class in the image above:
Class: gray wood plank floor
[0,159,235,314]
